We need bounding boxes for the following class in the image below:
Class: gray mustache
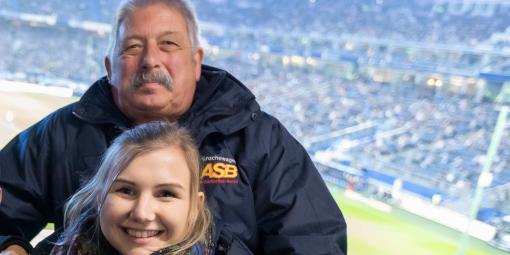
[130,70,173,91]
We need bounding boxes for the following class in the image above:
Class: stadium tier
[1,0,510,231]
[2,0,510,44]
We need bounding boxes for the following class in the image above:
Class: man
[0,0,347,254]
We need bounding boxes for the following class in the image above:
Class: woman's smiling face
[99,145,194,255]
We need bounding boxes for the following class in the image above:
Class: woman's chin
[122,247,160,255]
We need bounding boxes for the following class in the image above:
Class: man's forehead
[120,30,183,41]
[123,4,186,26]
[118,5,188,37]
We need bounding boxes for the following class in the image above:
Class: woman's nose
[130,194,156,222]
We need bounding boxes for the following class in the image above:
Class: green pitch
[331,188,508,255]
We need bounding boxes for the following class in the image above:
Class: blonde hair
[53,121,211,254]
[106,0,201,59]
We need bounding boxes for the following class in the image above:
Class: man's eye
[161,40,176,46]
[160,41,179,51]
[123,44,141,53]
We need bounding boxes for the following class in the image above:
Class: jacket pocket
[216,225,253,255]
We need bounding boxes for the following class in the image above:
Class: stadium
[1,0,510,254]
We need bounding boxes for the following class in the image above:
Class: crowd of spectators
[1,0,509,214]
[1,0,508,78]
[0,19,107,85]
[2,0,509,45]
[205,52,510,196]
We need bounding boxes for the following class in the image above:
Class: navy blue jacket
[0,65,347,254]
[31,217,253,254]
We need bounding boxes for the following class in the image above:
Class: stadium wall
[0,80,73,97]
[319,162,497,242]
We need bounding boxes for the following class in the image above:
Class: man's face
[106,3,203,123]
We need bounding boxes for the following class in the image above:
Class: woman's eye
[115,187,134,195]
[158,190,177,198]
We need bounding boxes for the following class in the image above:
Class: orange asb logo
[201,162,238,178]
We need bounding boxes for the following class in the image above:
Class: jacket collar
[72,76,132,130]
[179,65,260,144]
[73,65,260,142]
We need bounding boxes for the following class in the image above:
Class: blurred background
[0,0,509,254]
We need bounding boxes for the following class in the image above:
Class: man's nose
[130,194,156,222]
[141,44,162,70]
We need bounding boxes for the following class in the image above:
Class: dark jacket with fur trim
[0,65,347,254]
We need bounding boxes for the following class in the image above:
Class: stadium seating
[1,0,509,217]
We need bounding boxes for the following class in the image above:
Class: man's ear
[193,47,204,81]
[105,57,112,81]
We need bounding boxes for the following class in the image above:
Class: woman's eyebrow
[112,178,135,185]
[155,183,185,191]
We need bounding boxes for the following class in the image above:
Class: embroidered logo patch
[201,155,239,184]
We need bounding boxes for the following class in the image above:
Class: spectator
[0,0,347,254]
[45,121,249,254]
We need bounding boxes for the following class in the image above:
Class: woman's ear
[187,192,205,227]
[197,192,205,205]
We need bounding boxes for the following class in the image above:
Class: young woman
[51,122,212,255]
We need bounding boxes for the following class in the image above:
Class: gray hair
[106,0,201,59]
